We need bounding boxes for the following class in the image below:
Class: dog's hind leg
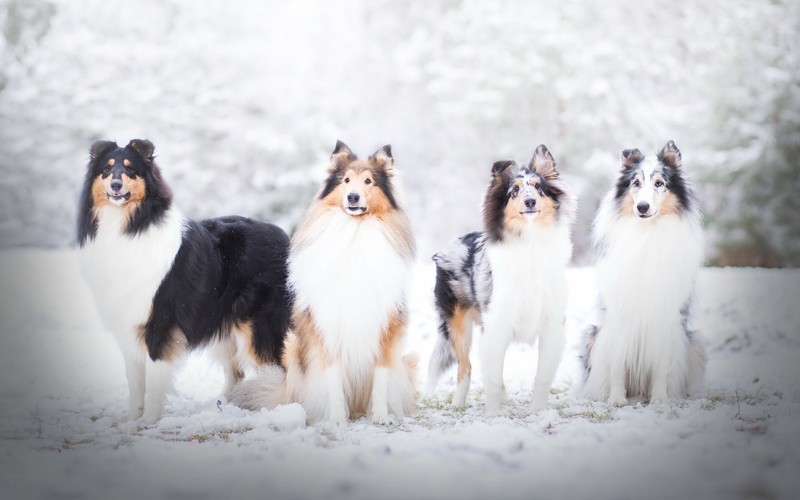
[210,337,243,401]
[451,306,475,408]
[531,321,566,411]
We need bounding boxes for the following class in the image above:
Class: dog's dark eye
[365,178,372,185]
[633,179,641,188]
[654,180,664,188]
[344,177,350,184]
[534,183,542,192]
[511,185,520,197]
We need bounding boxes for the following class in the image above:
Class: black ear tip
[491,160,515,175]
[333,140,351,155]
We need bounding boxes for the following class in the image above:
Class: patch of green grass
[557,403,614,423]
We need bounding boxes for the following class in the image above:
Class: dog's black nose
[524,198,537,209]
[110,179,123,192]
[347,192,360,205]
[637,202,650,214]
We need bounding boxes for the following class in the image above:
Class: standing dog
[578,141,705,406]
[428,145,576,415]
[78,139,291,423]
[234,141,417,424]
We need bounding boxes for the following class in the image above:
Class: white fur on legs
[531,324,565,411]
[139,357,179,425]
[370,366,391,425]
[607,350,628,407]
[325,363,348,425]
[454,374,470,408]
[479,330,509,416]
[209,339,240,400]
[119,352,145,422]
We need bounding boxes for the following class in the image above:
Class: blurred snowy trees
[0,0,797,265]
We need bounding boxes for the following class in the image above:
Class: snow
[1,248,798,499]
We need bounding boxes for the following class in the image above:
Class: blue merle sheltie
[427,145,576,415]
[233,141,417,424]
[578,141,705,406]
[78,139,292,424]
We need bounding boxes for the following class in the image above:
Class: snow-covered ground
[0,248,798,500]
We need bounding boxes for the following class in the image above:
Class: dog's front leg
[479,328,510,416]
[370,366,391,424]
[531,322,565,411]
[118,348,145,422]
[607,349,628,407]
[324,363,348,424]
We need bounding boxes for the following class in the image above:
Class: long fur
[428,145,576,414]
[78,139,292,423]
[578,140,705,405]
[233,140,417,424]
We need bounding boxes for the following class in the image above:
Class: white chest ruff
[80,207,184,342]
[483,224,571,343]
[289,211,411,370]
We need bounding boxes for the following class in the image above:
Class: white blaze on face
[631,159,668,218]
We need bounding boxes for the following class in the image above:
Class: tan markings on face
[503,178,558,237]
[91,176,111,209]
[657,188,680,216]
[123,159,131,167]
[322,162,393,217]
[107,158,115,166]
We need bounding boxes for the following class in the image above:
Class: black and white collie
[578,141,705,406]
[234,141,417,424]
[428,145,576,415]
[78,139,292,424]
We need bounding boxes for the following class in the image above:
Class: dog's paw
[483,403,503,417]
[136,411,162,427]
[370,411,395,426]
[530,398,548,413]
[608,395,628,407]
[114,410,143,425]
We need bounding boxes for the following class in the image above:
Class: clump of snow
[0,249,798,499]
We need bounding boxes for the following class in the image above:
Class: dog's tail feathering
[229,364,287,411]
[426,327,456,394]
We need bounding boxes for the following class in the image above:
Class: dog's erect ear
[491,160,516,176]
[621,148,644,169]
[657,140,682,170]
[370,144,394,175]
[127,139,155,162]
[89,140,117,163]
[529,144,558,179]
[330,140,355,172]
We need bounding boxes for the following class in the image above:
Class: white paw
[484,403,503,417]
[650,394,671,406]
[530,397,548,413]
[115,410,143,424]
[136,411,161,427]
[370,411,395,426]
[608,395,628,407]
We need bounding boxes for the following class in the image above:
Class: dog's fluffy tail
[426,331,456,394]
[230,364,287,411]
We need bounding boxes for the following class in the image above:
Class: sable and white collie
[78,139,292,424]
[578,141,705,406]
[234,141,417,424]
[427,145,576,415]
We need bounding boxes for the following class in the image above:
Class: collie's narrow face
[483,144,566,241]
[319,140,398,218]
[615,141,689,220]
[88,140,152,210]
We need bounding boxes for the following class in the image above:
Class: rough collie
[78,139,292,424]
[233,140,416,424]
[427,145,576,415]
[578,141,705,406]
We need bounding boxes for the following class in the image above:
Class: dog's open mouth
[107,191,132,202]
[346,206,367,215]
